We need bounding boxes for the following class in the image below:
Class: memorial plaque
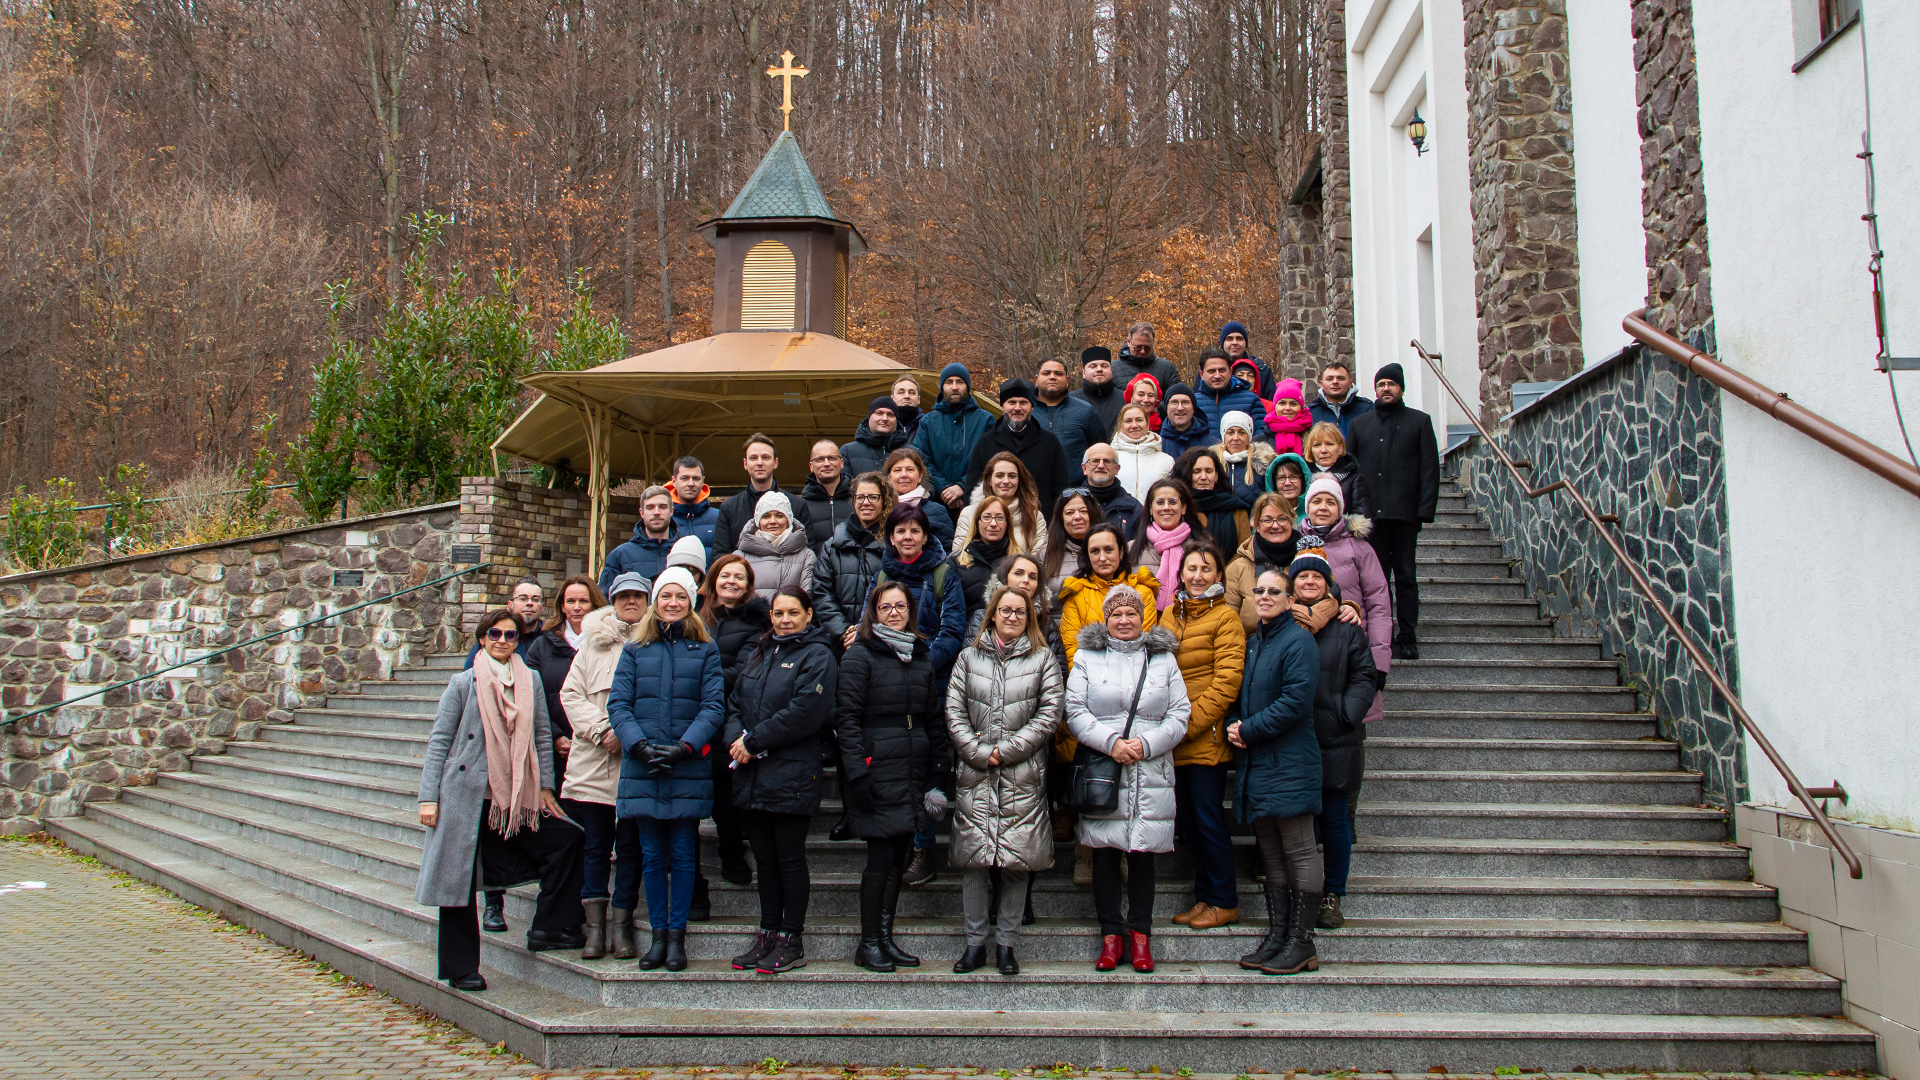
[450,544,482,565]
[331,570,366,588]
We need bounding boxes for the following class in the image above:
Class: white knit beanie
[651,567,701,607]
[755,490,794,522]
[665,534,707,573]
[1306,473,1346,515]
[1220,410,1254,437]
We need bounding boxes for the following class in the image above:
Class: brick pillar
[1632,0,1714,351]
[1464,0,1583,418]
[454,478,640,631]
[1316,0,1356,374]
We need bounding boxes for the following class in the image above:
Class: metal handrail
[1412,339,1863,878]
[0,563,491,731]
[1623,309,1920,498]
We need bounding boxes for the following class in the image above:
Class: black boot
[878,866,920,967]
[482,893,507,932]
[755,932,805,974]
[1261,890,1320,975]
[688,875,711,923]
[995,943,1020,976]
[952,943,988,973]
[1239,879,1290,971]
[637,928,668,970]
[663,928,688,972]
[720,855,753,886]
[854,872,895,972]
[731,929,775,970]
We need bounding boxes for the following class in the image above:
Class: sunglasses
[1250,587,1288,597]
[485,628,520,642]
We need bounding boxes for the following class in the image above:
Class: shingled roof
[721,131,839,221]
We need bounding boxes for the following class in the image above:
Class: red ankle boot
[1129,930,1154,972]
[1095,934,1127,971]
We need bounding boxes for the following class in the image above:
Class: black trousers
[865,833,914,874]
[742,809,812,935]
[1090,848,1156,936]
[1369,519,1422,640]
[437,813,586,980]
[712,746,748,866]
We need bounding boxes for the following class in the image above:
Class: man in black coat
[1031,356,1107,487]
[713,433,813,557]
[842,397,909,478]
[1070,346,1124,436]
[1080,444,1144,540]
[1114,322,1181,397]
[1347,363,1439,659]
[799,438,854,547]
[963,378,1071,511]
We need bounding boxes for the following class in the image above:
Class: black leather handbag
[1066,657,1153,816]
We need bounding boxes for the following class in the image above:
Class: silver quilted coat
[1065,623,1192,853]
[944,632,1066,871]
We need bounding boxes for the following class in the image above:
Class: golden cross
[766,49,808,131]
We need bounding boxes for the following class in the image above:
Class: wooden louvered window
[740,240,797,330]
[834,251,848,337]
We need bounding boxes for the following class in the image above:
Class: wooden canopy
[492,331,995,568]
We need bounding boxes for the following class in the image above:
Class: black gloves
[845,773,877,815]
[1373,669,1388,692]
[639,741,694,775]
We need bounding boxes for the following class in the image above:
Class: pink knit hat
[1274,377,1306,404]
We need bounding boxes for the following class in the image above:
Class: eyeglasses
[1257,517,1290,528]
[876,602,910,615]
[810,454,841,464]
[994,606,1028,618]
[1084,458,1118,466]
[484,628,520,642]
[854,494,883,503]
[1250,587,1287,597]
[978,513,1008,525]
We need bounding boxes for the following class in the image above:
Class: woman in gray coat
[1065,584,1191,974]
[945,584,1064,977]
[415,608,586,992]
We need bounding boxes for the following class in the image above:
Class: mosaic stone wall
[0,505,464,833]
[1451,344,1745,807]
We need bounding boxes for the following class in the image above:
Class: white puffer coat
[945,632,1066,871]
[1065,623,1191,853]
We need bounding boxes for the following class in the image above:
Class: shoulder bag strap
[1118,654,1152,742]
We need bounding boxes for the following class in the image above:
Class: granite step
[39,816,1885,1074]
[1369,710,1659,740]
[1361,769,1702,804]
[224,741,424,782]
[1419,598,1548,621]
[260,724,430,759]
[1421,617,1557,639]
[1413,540,1508,560]
[1353,801,1727,841]
[1388,658,1620,687]
[1414,638,1608,661]
[152,770,424,847]
[1413,579,1528,600]
[1382,685,1639,713]
[1364,737,1675,772]
[291,708,434,736]
[1410,559,1519,581]
[188,753,419,809]
[325,692,443,716]
[355,681,466,701]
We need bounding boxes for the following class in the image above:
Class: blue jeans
[1174,763,1239,910]
[1315,788,1355,896]
[575,801,640,908]
[635,816,701,930]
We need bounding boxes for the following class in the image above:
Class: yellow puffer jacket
[1052,566,1161,760]
[1162,590,1247,767]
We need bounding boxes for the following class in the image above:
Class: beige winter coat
[557,606,629,805]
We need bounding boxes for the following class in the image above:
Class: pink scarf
[1267,407,1314,456]
[470,653,542,838]
[1145,522,1190,609]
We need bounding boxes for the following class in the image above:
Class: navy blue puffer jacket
[608,620,725,820]
[1232,615,1322,822]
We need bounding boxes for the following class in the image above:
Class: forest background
[0,0,1321,506]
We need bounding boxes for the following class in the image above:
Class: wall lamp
[1409,110,1429,156]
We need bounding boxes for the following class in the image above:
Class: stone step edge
[192,753,417,797]
[34,816,1885,1070]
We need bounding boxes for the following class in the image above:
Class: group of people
[413,319,1441,990]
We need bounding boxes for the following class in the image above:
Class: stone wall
[1463,0,1584,417]
[453,478,640,629]
[0,504,463,833]
[1315,0,1356,373]
[1276,197,1328,381]
[1632,0,1714,349]
[1450,344,1744,808]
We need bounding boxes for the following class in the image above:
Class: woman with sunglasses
[832,581,939,972]
[415,610,585,993]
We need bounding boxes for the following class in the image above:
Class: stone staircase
[49,480,1874,1072]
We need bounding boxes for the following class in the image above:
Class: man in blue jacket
[1307,360,1375,439]
[1195,349,1266,444]
[912,362,995,514]
[667,457,721,556]
[1030,356,1106,487]
[599,486,679,596]
[1220,321,1278,400]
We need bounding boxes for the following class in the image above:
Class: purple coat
[1320,515,1391,724]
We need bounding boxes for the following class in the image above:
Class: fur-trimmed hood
[581,605,631,652]
[1330,513,1372,540]
[1075,622,1178,656]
